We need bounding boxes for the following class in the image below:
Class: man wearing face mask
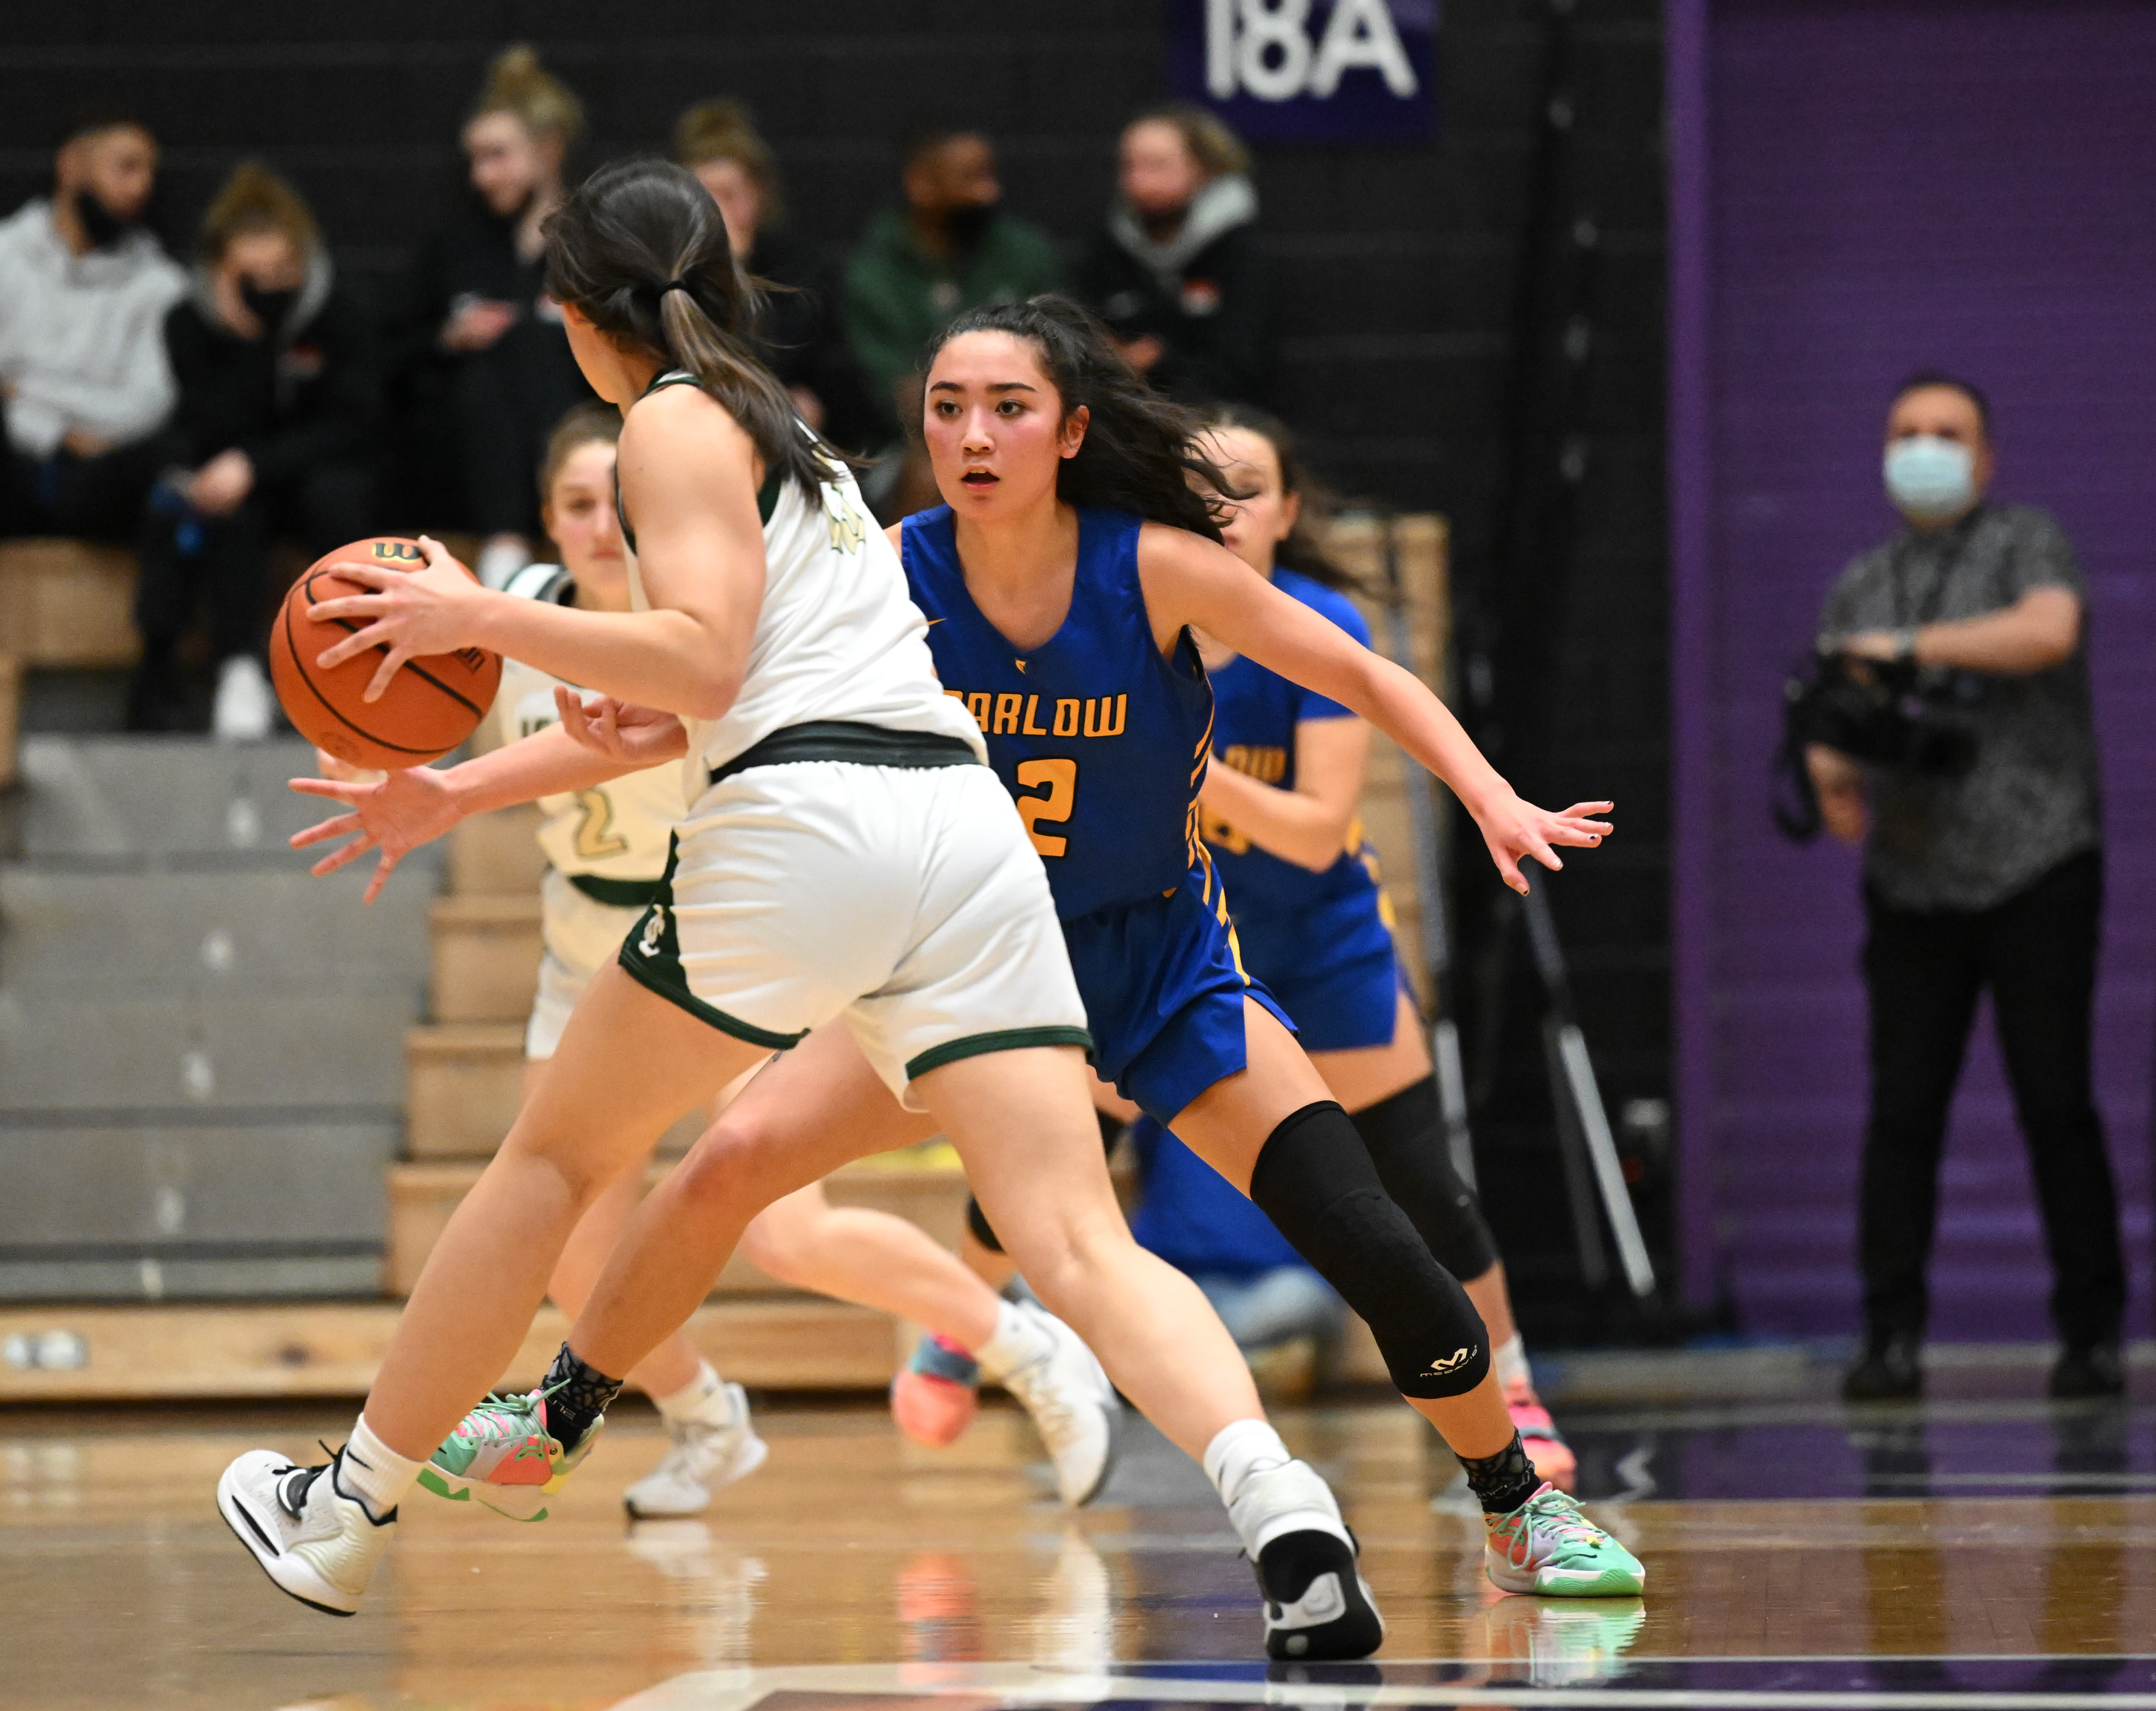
[842,127,1063,458]
[1808,372,2119,1403]
[0,110,186,540]
[128,162,378,737]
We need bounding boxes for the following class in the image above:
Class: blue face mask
[1884,434,1976,522]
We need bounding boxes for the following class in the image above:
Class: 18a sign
[1168,0,1436,144]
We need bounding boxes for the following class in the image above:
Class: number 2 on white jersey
[571,788,630,861]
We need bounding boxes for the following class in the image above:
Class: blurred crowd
[0,46,1277,738]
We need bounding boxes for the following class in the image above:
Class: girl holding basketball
[525,296,1641,1600]
[219,160,1384,1662]
[471,402,1129,1520]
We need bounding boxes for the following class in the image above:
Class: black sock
[541,1342,624,1454]
[1459,1429,1541,1515]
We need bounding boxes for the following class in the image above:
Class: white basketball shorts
[616,759,1089,1107]
[525,868,649,1060]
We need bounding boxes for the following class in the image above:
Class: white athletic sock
[654,1360,734,1428]
[973,1298,1054,1383]
[1493,1332,1531,1394]
[1203,1419,1343,1557]
[337,1414,423,1522]
[1203,1417,1292,1503]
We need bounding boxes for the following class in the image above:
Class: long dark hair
[1199,403,1360,591]
[921,295,1237,541]
[544,156,830,497]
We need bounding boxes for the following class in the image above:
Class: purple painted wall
[1671,0,2156,1340]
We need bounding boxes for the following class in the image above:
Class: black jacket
[1074,174,1271,408]
[744,226,879,457]
[156,254,379,485]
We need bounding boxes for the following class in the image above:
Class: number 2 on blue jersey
[1016,758,1077,857]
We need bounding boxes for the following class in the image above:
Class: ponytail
[544,156,832,498]
[921,295,1242,539]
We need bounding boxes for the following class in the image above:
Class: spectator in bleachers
[392,45,590,589]
[674,100,875,454]
[842,127,1061,482]
[127,162,378,739]
[1076,105,1271,407]
[0,110,186,541]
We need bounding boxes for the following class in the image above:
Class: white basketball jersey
[625,377,983,779]
[487,562,686,880]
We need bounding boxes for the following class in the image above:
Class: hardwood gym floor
[4,1385,2154,1710]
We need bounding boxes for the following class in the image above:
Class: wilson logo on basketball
[371,541,423,562]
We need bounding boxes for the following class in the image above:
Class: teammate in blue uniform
[1184,404,1574,1486]
[895,297,1635,1594]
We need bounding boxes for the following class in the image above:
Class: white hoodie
[0,198,186,458]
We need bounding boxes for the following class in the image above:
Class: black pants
[1859,848,2124,1349]
[127,461,375,729]
[0,438,163,541]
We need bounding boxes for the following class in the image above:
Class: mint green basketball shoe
[1483,1484,1646,1596]
[417,1388,603,1523]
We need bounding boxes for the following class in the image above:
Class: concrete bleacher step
[0,1121,396,1301]
[429,893,542,1021]
[10,734,342,861]
[0,734,438,1302]
[385,1149,975,1298]
[0,868,430,993]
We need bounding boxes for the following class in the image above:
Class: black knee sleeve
[1352,1076,1499,1283]
[968,1107,1127,1255]
[1247,1100,1489,1398]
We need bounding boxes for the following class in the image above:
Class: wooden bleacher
[0,538,141,786]
[0,516,1446,1401]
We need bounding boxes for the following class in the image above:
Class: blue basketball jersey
[902,505,1216,921]
[1202,570,1403,1052]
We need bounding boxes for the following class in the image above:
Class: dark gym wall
[0,0,1668,1336]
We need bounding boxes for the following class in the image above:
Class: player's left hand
[287,763,464,904]
[1470,794,1612,896]
[308,534,490,704]
[555,687,689,767]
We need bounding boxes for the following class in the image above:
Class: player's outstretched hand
[554,687,689,768]
[1470,795,1612,896]
[288,764,463,904]
[307,534,488,705]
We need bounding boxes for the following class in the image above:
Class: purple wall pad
[1669,0,2156,1339]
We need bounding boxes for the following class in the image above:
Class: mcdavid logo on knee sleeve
[1427,1345,1479,1377]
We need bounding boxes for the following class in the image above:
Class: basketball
[269,537,502,770]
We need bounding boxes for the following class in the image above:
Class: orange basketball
[270,537,502,770]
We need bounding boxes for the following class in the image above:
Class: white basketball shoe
[983,1300,1120,1506]
[624,1381,769,1519]
[218,1448,394,1616]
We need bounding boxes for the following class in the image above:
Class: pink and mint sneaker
[890,1333,980,1448]
[417,1388,601,1523]
[1484,1483,1645,1597]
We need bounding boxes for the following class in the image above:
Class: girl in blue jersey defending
[544,295,1642,1600]
[933,407,1578,1487]
[1187,405,1574,1487]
